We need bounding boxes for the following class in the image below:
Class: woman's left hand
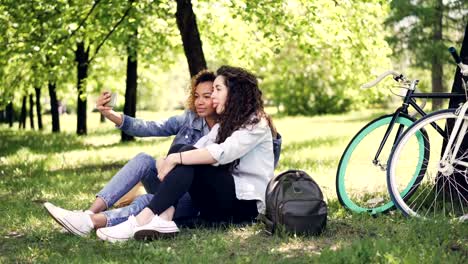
[156,154,179,181]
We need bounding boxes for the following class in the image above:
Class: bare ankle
[159,206,175,221]
[135,208,155,226]
[90,213,107,229]
[88,197,108,213]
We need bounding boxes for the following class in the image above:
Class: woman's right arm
[96,91,185,137]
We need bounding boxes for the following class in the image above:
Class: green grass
[0,110,467,263]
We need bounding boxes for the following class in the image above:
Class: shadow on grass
[0,128,173,157]
[0,158,128,202]
[0,129,86,157]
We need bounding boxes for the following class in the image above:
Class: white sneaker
[61,211,94,237]
[460,214,468,222]
[44,202,71,230]
[44,202,93,234]
[96,215,139,243]
[134,215,180,241]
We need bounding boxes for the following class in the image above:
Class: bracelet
[179,152,183,165]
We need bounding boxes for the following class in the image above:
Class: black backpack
[259,169,327,235]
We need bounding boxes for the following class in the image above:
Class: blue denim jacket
[118,110,282,167]
[118,110,209,147]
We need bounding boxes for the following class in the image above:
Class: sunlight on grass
[1,109,467,263]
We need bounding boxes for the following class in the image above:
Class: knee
[133,152,155,167]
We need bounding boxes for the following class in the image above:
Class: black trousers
[148,144,258,223]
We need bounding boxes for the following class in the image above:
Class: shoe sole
[62,217,89,237]
[134,229,178,241]
[96,229,129,243]
[43,203,74,234]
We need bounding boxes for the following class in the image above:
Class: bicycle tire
[388,109,468,220]
[336,113,429,214]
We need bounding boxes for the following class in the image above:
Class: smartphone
[105,92,117,107]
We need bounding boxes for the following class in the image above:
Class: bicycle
[387,47,468,220]
[336,61,466,215]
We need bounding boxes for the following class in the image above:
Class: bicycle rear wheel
[336,114,429,214]
[388,109,468,220]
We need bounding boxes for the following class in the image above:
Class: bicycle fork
[372,110,407,171]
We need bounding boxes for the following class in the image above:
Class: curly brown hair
[215,65,277,143]
[186,70,216,112]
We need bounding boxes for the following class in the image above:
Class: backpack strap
[257,214,275,235]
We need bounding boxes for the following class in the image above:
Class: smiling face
[211,76,229,114]
[194,81,216,118]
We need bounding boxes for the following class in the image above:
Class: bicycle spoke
[388,110,468,220]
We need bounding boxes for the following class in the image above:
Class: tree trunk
[29,94,35,130]
[19,96,27,129]
[445,22,468,199]
[6,102,13,127]
[175,0,207,77]
[0,110,4,123]
[122,34,138,142]
[48,82,60,133]
[35,87,43,130]
[75,41,89,135]
[431,0,444,110]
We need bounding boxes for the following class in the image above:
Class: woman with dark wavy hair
[87,65,276,242]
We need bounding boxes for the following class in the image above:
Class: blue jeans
[96,152,199,227]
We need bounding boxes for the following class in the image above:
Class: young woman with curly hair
[92,65,278,242]
[44,70,219,234]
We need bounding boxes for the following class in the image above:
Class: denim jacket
[118,110,282,167]
[118,110,209,147]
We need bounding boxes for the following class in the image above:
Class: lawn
[0,110,466,263]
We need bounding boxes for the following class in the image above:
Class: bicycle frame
[372,81,466,166]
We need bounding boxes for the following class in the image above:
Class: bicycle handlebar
[449,47,462,64]
[448,47,468,77]
[361,70,404,89]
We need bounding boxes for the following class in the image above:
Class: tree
[1,0,78,133]
[175,0,207,76]
[48,82,60,132]
[6,102,14,127]
[18,96,26,129]
[224,0,393,114]
[34,87,43,130]
[28,94,34,130]
[122,31,138,142]
[386,0,468,110]
[73,0,136,135]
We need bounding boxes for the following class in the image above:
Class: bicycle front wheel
[388,109,468,220]
[336,114,428,214]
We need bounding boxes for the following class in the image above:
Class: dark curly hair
[186,70,216,112]
[215,65,277,144]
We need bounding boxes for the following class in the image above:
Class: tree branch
[88,0,135,63]
[52,0,101,45]
[68,0,102,41]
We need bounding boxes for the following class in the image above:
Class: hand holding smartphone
[105,92,117,107]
